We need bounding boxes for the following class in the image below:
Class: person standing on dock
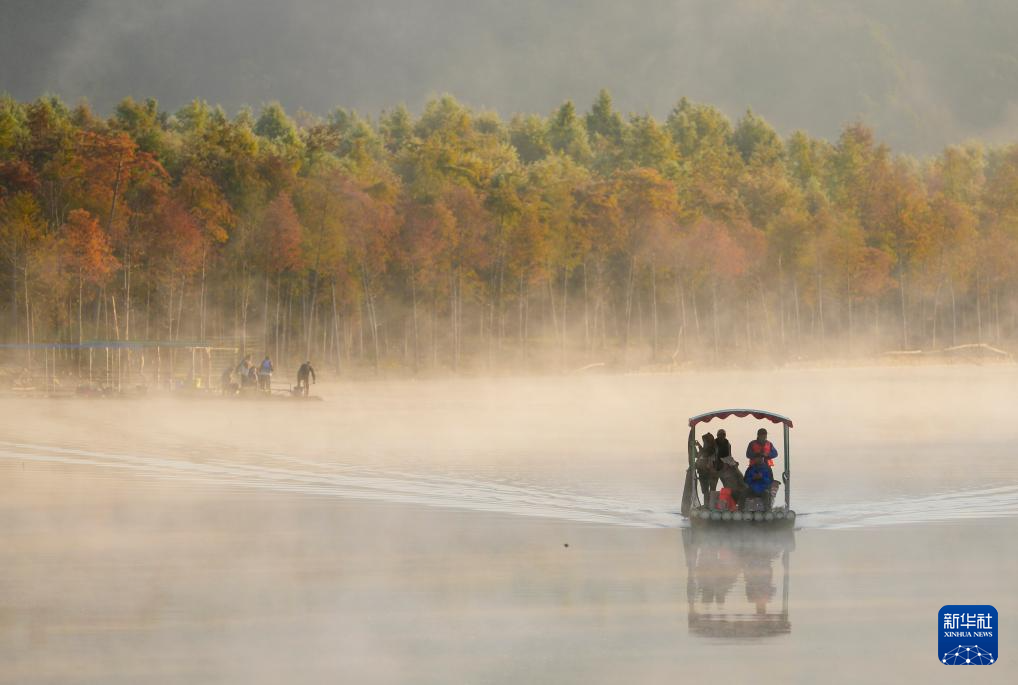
[236,354,253,387]
[258,355,274,391]
[220,366,236,395]
[297,361,316,397]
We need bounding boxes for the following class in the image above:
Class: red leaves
[151,198,204,277]
[61,209,119,286]
[178,168,232,244]
[259,192,303,274]
[0,160,39,196]
[685,219,750,280]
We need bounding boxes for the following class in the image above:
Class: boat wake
[0,441,676,528]
[799,485,1018,529]
[1,441,1015,530]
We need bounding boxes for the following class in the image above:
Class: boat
[681,408,797,528]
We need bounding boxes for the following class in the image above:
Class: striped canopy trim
[688,409,793,428]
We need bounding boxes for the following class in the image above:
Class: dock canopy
[688,409,793,428]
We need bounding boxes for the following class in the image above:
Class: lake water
[1,366,1016,683]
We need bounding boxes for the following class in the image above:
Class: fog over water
[1,365,1017,682]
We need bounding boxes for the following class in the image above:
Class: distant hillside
[2,0,1018,153]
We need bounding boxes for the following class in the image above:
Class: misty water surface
[0,365,1016,683]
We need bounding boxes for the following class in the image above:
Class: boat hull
[687,507,796,529]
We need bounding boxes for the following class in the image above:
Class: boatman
[297,360,316,397]
[746,428,778,468]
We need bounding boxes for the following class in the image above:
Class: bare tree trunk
[846,272,854,355]
[11,250,18,344]
[692,291,701,346]
[274,278,282,364]
[931,278,943,350]
[547,265,559,342]
[949,280,957,346]
[95,286,104,339]
[199,246,208,340]
[899,263,909,349]
[650,262,658,360]
[518,272,525,361]
[586,262,594,352]
[561,267,568,369]
[410,266,419,373]
[286,286,294,362]
[176,279,187,341]
[759,278,771,352]
[331,282,342,374]
[975,270,982,343]
[778,254,785,346]
[263,271,270,352]
[817,269,825,344]
[994,289,1001,343]
[793,279,801,354]
[623,255,636,352]
[432,296,438,369]
[677,276,687,358]
[111,294,121,390]
[24,263,32,368]
[711,277,719,362]
[361,267,381,373]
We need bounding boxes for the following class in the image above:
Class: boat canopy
[688,409,793,428]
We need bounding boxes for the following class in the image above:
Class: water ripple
[2,441,1016,530]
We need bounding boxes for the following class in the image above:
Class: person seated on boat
[745,456,774,509]
[716,428,732,463]
[746,428,778,467]
[695,432,720,505]
[717,455,750,509]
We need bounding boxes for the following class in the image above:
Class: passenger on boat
[716,429,732,462]
[717,455,750,509]
[746,428,778,467]
[744,457,774,509]
[695,432,720,504]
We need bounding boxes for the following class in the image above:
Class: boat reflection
[682,526,794,638]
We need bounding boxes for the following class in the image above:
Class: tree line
[1,90,1016,377]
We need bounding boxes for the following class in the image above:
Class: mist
[3,2,1018,682]
[5,0,1018,152]
[2,368,1017,682]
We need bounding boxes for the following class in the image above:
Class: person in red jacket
[746,428,778,468]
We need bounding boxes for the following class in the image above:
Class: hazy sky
[3,0,1018,153]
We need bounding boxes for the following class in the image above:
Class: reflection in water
[682,527,794,638]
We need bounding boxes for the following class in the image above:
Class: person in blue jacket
[257,355,274,391]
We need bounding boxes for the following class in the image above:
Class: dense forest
[0,91,1016,378]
